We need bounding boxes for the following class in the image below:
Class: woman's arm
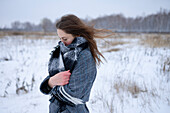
[40,45,72,94]
[50,49,97,105]
[40,71,71,95]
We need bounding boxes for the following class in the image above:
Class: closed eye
[60,37,67,41]
[62,38,67,41]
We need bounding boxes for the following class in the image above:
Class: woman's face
[57,29,75,46]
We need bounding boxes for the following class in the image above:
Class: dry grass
[99,33,170,54]
[22,35,58,40]
[163,57,170,72]
[1,31,169,50]
[113,80,148,98]
[91,77,161,113]
[140,34,170,48]
[105,48,121,52]
[0,31,56,36]
[0,31,58,40]
[106,33,170,49]
[101,40,129,48]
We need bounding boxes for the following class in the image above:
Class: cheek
[65,40,72,46]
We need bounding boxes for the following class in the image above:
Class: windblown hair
[56,14,112,65]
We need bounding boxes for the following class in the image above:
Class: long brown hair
[56,14,112,65]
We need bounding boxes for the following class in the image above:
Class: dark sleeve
[50,49,97,105]
[40,75,52,95]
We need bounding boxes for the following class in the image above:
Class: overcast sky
[0,0,170,27]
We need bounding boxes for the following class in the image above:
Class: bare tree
[40,18,55,33]
[11,21,22,31]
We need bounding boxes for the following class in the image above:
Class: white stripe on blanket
[59,86,84,105]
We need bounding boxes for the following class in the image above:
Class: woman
[40,14,108,113]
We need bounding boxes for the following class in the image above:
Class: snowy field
[0,33,170,113]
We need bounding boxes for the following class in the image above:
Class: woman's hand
[48,70,71,88]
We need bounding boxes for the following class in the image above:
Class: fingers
[62,70,71,76]
[61,78,69,85]
[62,81,69,86]
[63,77,69,80]
[64,79,69,83]
[66,70,71,74]
[52,70,71,86]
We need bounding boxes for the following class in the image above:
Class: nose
[60,39,64,43]
[61,40,66,45]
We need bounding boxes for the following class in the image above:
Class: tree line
[1,9,170,33]
[90,9,170,33]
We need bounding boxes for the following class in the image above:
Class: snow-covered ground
[0,34,170,113]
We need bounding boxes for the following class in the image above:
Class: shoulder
[79,48,93,61]
[73,48,97,74]
[76,48,96,69]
